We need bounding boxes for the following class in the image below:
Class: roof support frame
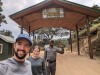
[70,10,97,18]
[57,0,99,18]
[23,17,35,35]
[13,1,98,21]
[69,16,86,30]
[22,17,31,26]
[20,17,23,34]
[28,19,39,24]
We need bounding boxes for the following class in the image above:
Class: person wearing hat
[44,40,64,75]
[0,34,32,75]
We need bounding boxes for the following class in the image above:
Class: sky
[0,0,100,39]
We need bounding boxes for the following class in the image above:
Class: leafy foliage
[92,4,100,10]
[54,39,68,47]
[35,27,69,40]
[91,5,100,24]
[0,0,7,26]
[0,29,14,38]
[34,27,69,47]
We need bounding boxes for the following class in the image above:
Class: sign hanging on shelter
[42,8,64,18]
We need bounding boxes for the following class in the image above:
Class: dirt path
[40,51,100,75]
[56,51,100,75]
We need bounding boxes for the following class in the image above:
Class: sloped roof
[10,0,100,32]
[0,34,15,43]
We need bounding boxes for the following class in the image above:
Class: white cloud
[1,0,44,38]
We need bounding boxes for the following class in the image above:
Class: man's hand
[58,42,63,48]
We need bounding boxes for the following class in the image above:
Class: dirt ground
[39,50,100,75]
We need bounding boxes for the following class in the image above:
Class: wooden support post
[33,30,35,46]
[76,25,80,55]
[86,16,93,59]
[28,26,31,56]
[29,26,30,36]
[20,17,23,34]
[70,30,72,53]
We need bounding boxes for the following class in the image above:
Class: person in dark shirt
[27,46,45,75]
[44,40,64,75]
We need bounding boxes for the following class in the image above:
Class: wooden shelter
[10,0,100,59]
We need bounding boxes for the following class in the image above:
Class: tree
[0,29,14,38]
[91,5,100,24]
[92,4,100,10]
[0,0,7,26]
[35,27,69,40]
[34,27,69,46]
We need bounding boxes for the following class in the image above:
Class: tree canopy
[35,27,69,40]
[0,29,14,38]
[0,0,7,26]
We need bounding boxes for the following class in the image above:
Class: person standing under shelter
[27,46,45,75]
[44,40,64,75]
[0,34,32,75]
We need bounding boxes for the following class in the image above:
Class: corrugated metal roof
[0,34,15,43]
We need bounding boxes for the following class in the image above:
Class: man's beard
[14,49,27,59]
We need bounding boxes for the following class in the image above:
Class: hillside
[71,23,100,58]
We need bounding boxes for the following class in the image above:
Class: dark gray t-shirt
[27,57,45,75]
[0,57,32,75]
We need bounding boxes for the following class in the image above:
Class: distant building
[0,34,15,60]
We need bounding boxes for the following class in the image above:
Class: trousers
[46,61,56,75]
